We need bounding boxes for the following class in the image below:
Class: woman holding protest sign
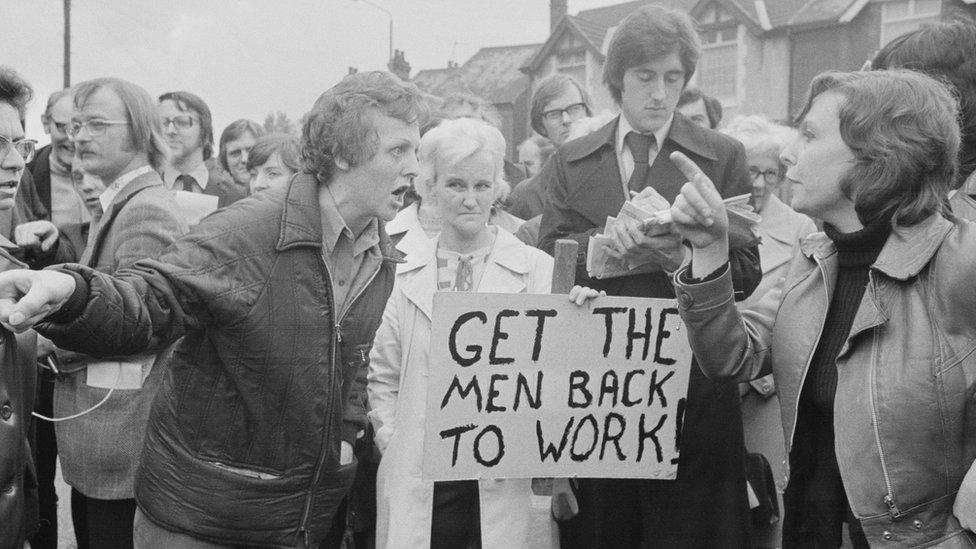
[367,117,598,548]
[668,69,976,547]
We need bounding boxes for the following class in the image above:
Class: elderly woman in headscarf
[368,117,597,549]
[669,69,976,547]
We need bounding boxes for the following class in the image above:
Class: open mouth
[391,184,410,197]
[0,180,18,190]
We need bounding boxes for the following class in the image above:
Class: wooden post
[532,239,580,521]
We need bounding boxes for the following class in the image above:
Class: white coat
[368,227,554,549]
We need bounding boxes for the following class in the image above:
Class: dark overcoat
[538,112,760,548]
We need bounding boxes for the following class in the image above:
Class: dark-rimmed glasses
[160,115,197,131]
[748,166,784,185]
[0,135,37,163]
[68,119,130,138]
[542,103,587,123]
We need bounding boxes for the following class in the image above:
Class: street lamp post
[353,0,393,63]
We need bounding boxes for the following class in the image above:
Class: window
[698,25,739,104]
[880,0,941,46]
[554,34,587,86]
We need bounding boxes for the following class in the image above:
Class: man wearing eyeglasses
[504,75,592,225]
[0,64,41,549]
[158,91,244,209]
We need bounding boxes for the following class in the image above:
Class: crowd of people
[1,3,976,549]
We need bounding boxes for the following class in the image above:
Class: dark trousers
[430,480,481,549]
[70,489,137,549]
[29,374,58,549]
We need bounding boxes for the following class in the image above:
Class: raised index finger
[669,151,707,182]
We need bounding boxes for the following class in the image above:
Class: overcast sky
[6,0,625,144]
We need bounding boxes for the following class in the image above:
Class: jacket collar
[799,214,954,280]
[276,172,403,261]
[564,112,717,164]
[398,228,531,319]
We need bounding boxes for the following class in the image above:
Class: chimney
[550,0,568,32]
[387,49,412,81]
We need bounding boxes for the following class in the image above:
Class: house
[412,43,542,160]
[522,0,976,124]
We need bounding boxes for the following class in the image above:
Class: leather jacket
[673,214,976,548]
[37,174,399,547]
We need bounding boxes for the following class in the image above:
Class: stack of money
[586,194,761,279]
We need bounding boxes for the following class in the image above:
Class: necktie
[454,256,474,292]
[176,174,197,193]
[624,131,657,193]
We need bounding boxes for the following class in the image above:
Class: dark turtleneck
[801,218,891,414]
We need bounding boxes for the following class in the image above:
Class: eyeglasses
[0,135,37,163]
[748,166,783,184]
[542,102,587,123]
[160,115,197,131]
[68,119,130,138]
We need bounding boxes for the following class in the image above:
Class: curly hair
[417,117,510,203]
[798,70,959,227]
[0,66,34,123]
[300,71,427,185]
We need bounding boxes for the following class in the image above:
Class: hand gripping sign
[423,292,692,481]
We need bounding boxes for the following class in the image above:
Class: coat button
[882,531,893,540]
[0,403,11,420]
[677,291,694,308]
[913,519,923,530]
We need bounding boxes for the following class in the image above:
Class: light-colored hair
[798,70,959,226]
[246,133,301,173]
[75,78,170,171]
[417,117,510,203]
[722,115,796,167]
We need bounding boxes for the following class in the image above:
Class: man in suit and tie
[538,4,761,547]
[158,91,245,208]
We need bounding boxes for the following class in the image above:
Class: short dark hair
[678,87,723,129]
[158,90,215,159]
[798,70,959,227]
[871,19,976,189]
[0,66,34,125]
[246,133,301,174]
[603,4,701,104]
[530,74,593,137]
[300,71,427,185]
[76,78,170,171]
[218,119,265,171]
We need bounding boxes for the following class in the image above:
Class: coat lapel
[83,172,163,266]
[563,119,626,228]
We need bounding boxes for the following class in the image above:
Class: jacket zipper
[864,273,901,519]
[786,257,831,483]
[297,257,384,545]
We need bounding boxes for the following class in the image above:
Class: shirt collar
[319,185,380,257]
[615,111,674,157]
[99,164,154,212]
[162,160,209,191]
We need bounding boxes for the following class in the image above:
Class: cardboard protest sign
[423,292,692,481]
